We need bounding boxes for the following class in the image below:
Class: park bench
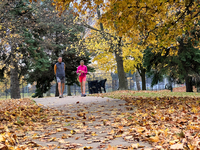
[97,79,107,93]
[88,79,107,94]
[88,80,98,94]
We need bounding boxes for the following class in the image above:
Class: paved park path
[33,96,116,107]
[33,96,152,150]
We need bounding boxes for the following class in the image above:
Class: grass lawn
[92,90,200,99]
[0,93,32,100]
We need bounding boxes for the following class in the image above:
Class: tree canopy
[0,0,94,98]
[50,0,199,52]
[144,21,200,92]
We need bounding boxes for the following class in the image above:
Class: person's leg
[61,78,65,97]
[82,77,86,96]
[57,77,62,97]
[58,82,61,96]
[80,82,83,94]
[83,81,86,94]
[79,77,83,95]
[62,83,65,96]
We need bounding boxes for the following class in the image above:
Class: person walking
[54,57,65,98]
[77,60,87,97]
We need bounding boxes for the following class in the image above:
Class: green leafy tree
[0,0,43,99]
[26,0,94,97]
[0,0,94,98]
[144,21,200,92]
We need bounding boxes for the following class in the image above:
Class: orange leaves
[149,135,159,143]
[170,143,184,149]
[0,144,8,150]
[106,145,117,150]
[106,144,135,150]
[97,91,200,149]
[51,0,71,13]
[0,132,18,147]
[0,134,6,142]
[95,0,104,5]
[127,96,200,148]
[0,98,64,149]
[164,128,168,137]
[29,0,37,2]
[1,92,200,149]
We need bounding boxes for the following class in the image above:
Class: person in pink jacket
[77,60,88,97]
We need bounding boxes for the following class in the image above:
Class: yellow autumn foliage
[52,0,199,54]
[85,28,143,73]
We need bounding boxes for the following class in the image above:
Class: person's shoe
[81,94,84,97]
[61,94,64,98]
[59,95,62,98]
[84,94,86,97]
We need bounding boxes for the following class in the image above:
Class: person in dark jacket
[54,57,65,98]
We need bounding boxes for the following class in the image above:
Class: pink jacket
[76,65,87,77]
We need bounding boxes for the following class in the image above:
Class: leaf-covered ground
[0,98,63,149]
[1,91,200,150]
[0,97,151,150]
[92,90,200,99]
[95,91,200,149]
[122,96,200,149]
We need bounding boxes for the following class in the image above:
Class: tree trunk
[141,69,146,90]
[67,85,72,96]
[196,77,200,93]
[114,48,128,90]
[97,5,128,90]
[10,54,21,99]
[97,5,104,31]
[137,65,146,90]
[22,81,24,98]
[135,71,141,91]
[5,81,8,99]
[112,79,116,91]
[55,83,59,97]
[185,76,193,92]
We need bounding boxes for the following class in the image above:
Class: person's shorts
[57,77,65,83]
[79,76,86,82]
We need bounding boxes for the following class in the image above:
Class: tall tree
[0,0,94,98]
[25,0,94,97]
[86,29,146,90]
[0,0,41,99]
[89,6,129,90]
